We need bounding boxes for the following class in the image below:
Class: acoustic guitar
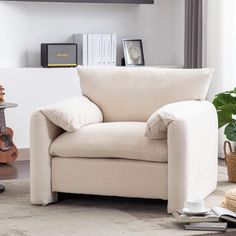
[0,86,18,163]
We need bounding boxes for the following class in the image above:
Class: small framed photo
[122,39,145,66]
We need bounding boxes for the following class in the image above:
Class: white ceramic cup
[184,200,205,212]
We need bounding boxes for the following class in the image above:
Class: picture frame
[122,39,145,66]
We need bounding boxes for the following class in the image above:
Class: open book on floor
[212,207,236,224]
[173,207,236,224]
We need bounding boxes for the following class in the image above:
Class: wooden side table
[0,102,17,109]
[0,101,18,193]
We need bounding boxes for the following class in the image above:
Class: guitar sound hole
[1,134,9,142]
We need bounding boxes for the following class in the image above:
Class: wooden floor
[0,161,29,180]
[0,159,235,236]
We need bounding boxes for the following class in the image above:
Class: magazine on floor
[173,207,236,224]
[184,222,227,232]
[172,210,219,223]
[212,207,236,223]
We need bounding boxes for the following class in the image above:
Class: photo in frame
[122,39,145,66]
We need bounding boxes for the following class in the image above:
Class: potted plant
[213,88,236,182]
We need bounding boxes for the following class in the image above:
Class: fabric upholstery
[30,111,63,205]
[52,157,168,200]
[30,68,218,213]
[78,67,213,122]
[50,122,168,163]
[145,101,210,140]
[40,96,103,132]
[167,101,218,212]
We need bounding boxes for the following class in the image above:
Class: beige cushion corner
[145,100,208,139]
[40,96,103,132]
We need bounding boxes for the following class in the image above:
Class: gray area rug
[0,166,235,236]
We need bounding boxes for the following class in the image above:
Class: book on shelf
[82,34,88,66]
[73,33,89,66]
[111,33,117,66]
[73,34,83,66]
[92,34,102,66]
[73,33,117,66]
[101,33,111,66]
[87,33,93,66]
[184,222,227,232]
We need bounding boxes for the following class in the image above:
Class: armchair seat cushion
[50,122,168,163]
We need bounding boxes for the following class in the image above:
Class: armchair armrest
[30,111,64,205]
[166,101,218,212]
[30,96,103,205]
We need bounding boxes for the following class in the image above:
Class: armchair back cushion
[78,67,213,122]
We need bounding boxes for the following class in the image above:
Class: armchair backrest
[78,67,213,122]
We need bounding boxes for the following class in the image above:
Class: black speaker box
[41,43,77,68]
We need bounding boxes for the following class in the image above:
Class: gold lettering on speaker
[56,52,69,58]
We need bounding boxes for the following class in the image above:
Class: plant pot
[224,141,236,183]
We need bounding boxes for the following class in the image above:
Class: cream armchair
[30,67,218,213]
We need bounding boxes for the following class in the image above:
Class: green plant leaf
[217,103,236,114]
[213,93,236,109]
[213,89,236,133]
[225,122,236,141]
[217,110,233,128]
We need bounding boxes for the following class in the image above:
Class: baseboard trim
[17,148,29,161]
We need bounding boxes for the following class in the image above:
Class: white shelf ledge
[2,0,154,4]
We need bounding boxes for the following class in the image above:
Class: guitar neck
[0,109,6,128]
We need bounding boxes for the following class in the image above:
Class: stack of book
[173,207,236,232]
[73,33,116,66]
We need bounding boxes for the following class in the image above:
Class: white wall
[27,0,184,66]
[136,0,174,65]
[173,0,185,66]
[27,2,138,66]
[0,0,185,68]
[0,2,29,68]
[0,68,81,149]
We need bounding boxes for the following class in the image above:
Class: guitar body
[0,127,18,163]
[0,86,18,163]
